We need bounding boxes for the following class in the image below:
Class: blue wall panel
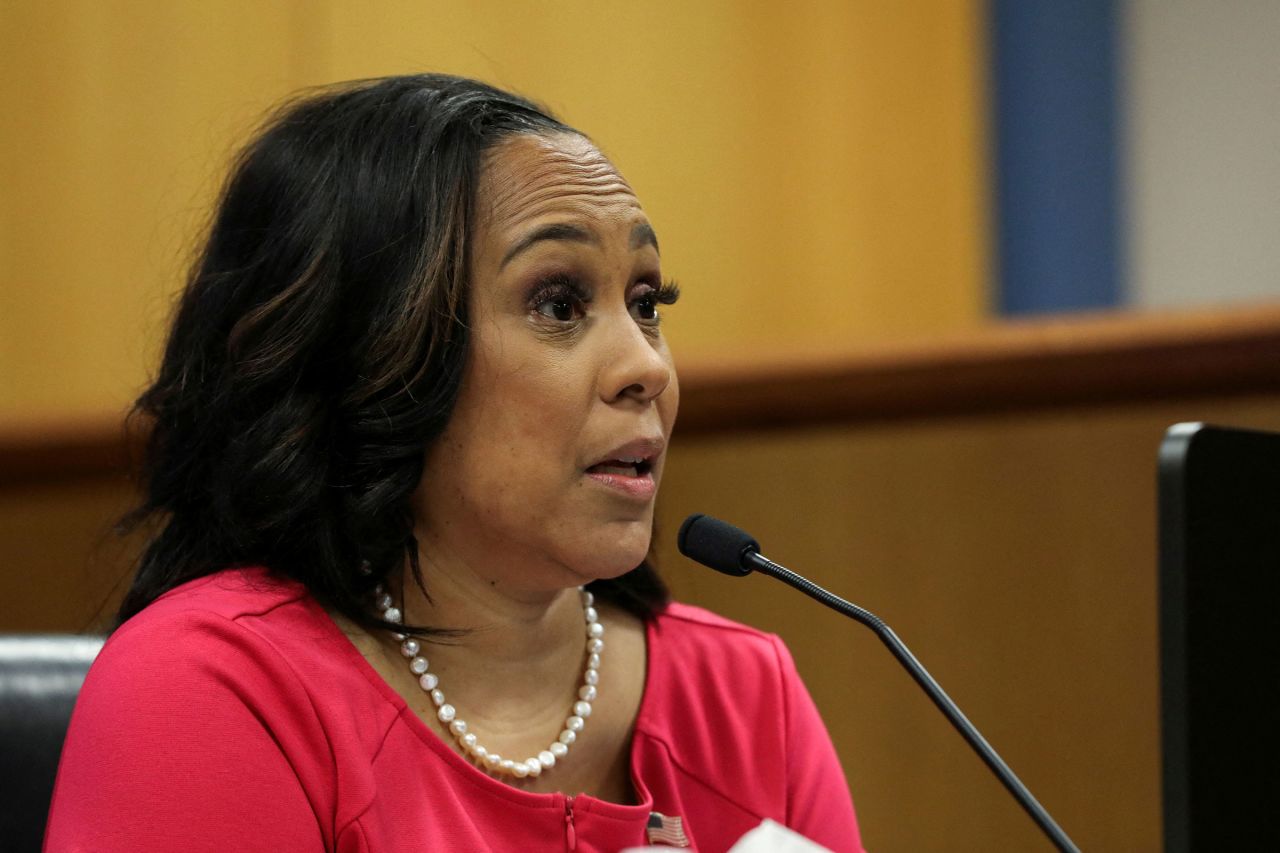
[992,0,1123,314]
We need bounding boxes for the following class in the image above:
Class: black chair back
[0,635,103,853]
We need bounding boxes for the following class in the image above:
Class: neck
[376,536,591,728]
[400,539,585,662]
[367,542,608,780]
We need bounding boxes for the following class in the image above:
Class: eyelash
[529,275,680,325]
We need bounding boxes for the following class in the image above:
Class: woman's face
[416,132,679,593]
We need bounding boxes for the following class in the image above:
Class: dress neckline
[301,585,658,817]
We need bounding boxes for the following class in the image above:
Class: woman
[45,74,862,852]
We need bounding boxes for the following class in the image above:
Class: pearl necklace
[374,585,603,779]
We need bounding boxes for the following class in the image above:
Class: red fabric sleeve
[44,611,330,852]
[771,635,865,853]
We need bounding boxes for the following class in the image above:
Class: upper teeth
[617,456,645,464]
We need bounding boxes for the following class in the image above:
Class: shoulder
[638,603,863,851]
[81,569,318,714]
[80,566,392,747]
[112,565,308,635]
[648,601,794,685]
[652,600,776,638]
[634,603,803,829]
[101,566,343,670]
[49,569,372,849]
[641,601,798,748]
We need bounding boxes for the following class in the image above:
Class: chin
[578,522,653,581]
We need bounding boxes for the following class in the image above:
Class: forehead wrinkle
[512,179,636,212]
[480,135,637,230]
[488,171,636,226]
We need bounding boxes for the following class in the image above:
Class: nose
[600,318,672,405]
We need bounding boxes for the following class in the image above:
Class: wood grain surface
[6,306,1280,851]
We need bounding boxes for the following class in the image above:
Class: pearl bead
[380,584,602,781]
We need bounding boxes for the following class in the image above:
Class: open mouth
[585,457,654,478]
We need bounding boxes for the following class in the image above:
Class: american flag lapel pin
[646,812,690,847]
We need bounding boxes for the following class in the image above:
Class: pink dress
[45,568,863,852]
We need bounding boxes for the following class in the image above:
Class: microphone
[677,513,1080,853]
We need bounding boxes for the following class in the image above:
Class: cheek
[452,350,588,500]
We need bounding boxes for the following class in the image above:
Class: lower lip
[585,470,657,500]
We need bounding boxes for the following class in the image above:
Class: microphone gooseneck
[676,513,1080,853]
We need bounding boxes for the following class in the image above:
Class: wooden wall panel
[0,2,324,416]
[654,396,1280,852]
[323,0,992,357]
[2,1,989,416]
[4,394,1280,849]
[0,477,134,632]
[5,304,1280,848]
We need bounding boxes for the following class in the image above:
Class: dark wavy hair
[116,73,669,635]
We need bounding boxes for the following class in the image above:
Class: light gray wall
[1123,0,1280,307]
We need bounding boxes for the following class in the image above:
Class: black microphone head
[677,514,759,577]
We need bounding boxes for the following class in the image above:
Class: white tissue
[728,819,835,852]
[620,817,834,853]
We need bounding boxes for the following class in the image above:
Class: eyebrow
[500,220,661,269]
[630,222,660,254]
[501,223,596,269]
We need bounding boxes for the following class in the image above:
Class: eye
[537,294,582,322]
[628,280,681,324]
[529,275,590,323]
[631,292,659,322]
